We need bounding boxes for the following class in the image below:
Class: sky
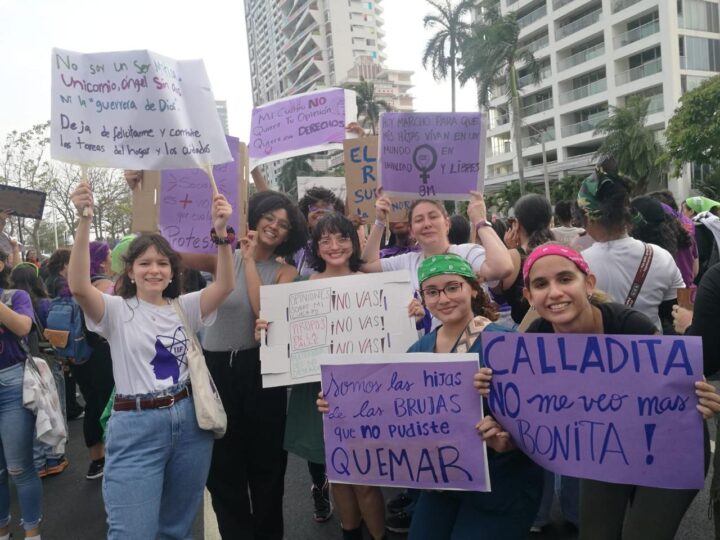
[0,0,478,143]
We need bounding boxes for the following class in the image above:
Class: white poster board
[297,176,347,202]
[260,271,417,388]
[50,48,231,169]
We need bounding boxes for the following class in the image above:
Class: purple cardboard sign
[249,88,356,168]
[320,354,490,491]
[378,112,487,201]
[482,332,705,490]
[159,136,241,253]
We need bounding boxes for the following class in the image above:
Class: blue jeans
[533,471,579,528]
[103,384,214,540]
[409,460,543,539]
[0,363,43,530]
[33,359,66,469]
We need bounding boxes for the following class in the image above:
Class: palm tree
[278,155,313,199]
[346,77,392,135]
[422,0,474,112]
[593,96,668,195]
[459,4,541,195]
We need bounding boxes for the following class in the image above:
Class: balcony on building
[489,135,513,158]
[620,85,664,115]
[614,11,660,49]
[611,0,642,14]
[679,35,720,72]
[521,89,553,116]
[678,0,720,31]
[558,36,605,71]
[518,59,552,89]
[553,0,575,11]
[521,120,555,149]
[559,68,607,104]
[517,1,548,29]
[561,104,608,137]
[615,47,662,85]
[489,107,510,129]
[520,30,550,55]
[555,3,602,41]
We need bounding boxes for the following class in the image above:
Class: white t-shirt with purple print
[86,290,216,396]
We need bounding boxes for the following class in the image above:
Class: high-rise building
[215,100,229,135]
[245,0,414,182]
[479,0,720,198]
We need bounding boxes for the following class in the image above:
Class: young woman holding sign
[257,213,387,540]
[180,190,307,540]
[476,243,720,539]
[68,181,235,540]
[361,190,513,329]
[319,253,544,539]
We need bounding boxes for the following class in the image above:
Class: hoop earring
[130,279,135,284]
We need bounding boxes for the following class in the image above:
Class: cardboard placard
[0,185,46,220]
[50,48,231,169]
[378,112,486,201]
[344,137,414,223]
[321,353,490,491]
[259,271,417,388]
[483,332,705,490]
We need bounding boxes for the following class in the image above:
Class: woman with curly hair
[180,190,308,539]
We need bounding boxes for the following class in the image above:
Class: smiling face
[523,255,596,327]
[307,201,334,230]
[420,274,475,327]
[317,232,353,269]
[128,245,173,299]
[410,202,450,249]
[256,209,291,248]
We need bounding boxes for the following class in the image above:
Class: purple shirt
[0,288,33,369]
[379,244,419,259]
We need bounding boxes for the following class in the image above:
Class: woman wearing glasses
[259,212,387,540]
[180,190,307,540]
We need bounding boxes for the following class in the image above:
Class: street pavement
[10,417,715,539]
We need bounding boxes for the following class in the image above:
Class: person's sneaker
[86,458,104,480]
[385,511,411,533]
[45,456,69,477]
[311,479,332,522]
[386,491,413,514]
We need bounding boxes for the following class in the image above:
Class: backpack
[44,296,93,364]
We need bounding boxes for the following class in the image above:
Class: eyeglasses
[308,205,333,215]
[260,213,291,232]
[318,236,352,249]
[420,281,465,302]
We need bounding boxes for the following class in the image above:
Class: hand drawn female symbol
[412,144,438,185]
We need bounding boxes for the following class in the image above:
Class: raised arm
[360,190,391,272]
[0,301,32,337]
[468,191,513,282]
[251,167,270,192]
[68,183,106,324]
[199,195,236,319]
[179,252,218,275]
[239,231,262,318]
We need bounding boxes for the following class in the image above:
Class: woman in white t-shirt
[361,191,513,331]
[68,182,235,540]
[577,159,683,333]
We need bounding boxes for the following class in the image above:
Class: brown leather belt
[113,386,191,411]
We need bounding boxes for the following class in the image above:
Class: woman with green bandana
[576,157,683,333]
[318,253,543,539]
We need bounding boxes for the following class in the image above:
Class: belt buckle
[158,395,175,409]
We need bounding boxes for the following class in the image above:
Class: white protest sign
[260,271,418,388]
[297,176,347,202]
[50,48,232,169]
[249,88,357,168]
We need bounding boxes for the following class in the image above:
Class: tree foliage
[422,0,474,111]
[485,180,540,214]
[593,96,667,195]
[666,75,720,168]
[1,123,131,254]
[345,77,392,135]
[277,155,313,200]
[549,174,585,205]
[458,6,540,195]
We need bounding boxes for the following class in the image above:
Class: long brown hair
[114,234,182,299]
[464,277,499,321]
